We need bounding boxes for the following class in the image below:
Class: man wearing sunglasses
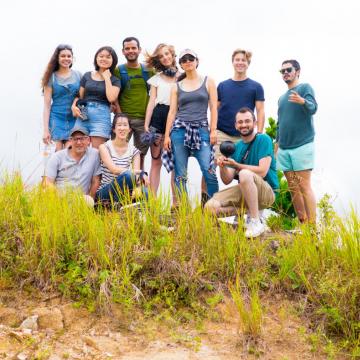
[44,126,101,206]
[114,37,155,169]
[276,59,318,224]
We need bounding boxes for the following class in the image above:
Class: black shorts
[150,104,170,134]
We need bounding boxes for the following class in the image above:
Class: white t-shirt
[147,73,174,106]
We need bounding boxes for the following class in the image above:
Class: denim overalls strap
[51,70,80,109]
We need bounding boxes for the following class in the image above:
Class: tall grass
[0,174,359,355]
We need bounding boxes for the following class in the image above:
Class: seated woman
[96,113,149,204]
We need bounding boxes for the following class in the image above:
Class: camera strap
[241,134,257,163]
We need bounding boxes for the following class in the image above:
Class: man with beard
[44,126,101,206]
[277,59,317,224]
[114,37,155,169]
[205,107,278,238]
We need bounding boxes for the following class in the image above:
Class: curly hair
[41,44,73,89]
[144,43,176,72]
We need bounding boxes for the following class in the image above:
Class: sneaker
[245,218,265,238]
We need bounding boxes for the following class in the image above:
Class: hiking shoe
[245,218,265,238]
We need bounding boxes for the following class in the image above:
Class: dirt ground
[0,289,341,360]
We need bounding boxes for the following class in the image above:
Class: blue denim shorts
[277,142,315,171]
[74,101,111,139]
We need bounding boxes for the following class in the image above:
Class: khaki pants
[212,173,275,210]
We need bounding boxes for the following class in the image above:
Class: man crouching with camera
[205,107,278,238]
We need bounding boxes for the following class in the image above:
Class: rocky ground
[0,288,337,360]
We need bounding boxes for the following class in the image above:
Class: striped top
[99,140,140,189]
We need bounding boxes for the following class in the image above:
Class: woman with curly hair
[72,46,121,148]
[41,44,81,151]
[144,43,178,201]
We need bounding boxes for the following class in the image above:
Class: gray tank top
[176,76,209,124]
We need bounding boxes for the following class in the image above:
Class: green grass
[0,173,359,356]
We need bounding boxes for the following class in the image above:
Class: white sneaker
[245,218,265,238]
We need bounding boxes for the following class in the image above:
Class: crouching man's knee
[238,169,255,183]
[204,197,222,214]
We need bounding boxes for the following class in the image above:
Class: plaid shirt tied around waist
[161,119,215,173]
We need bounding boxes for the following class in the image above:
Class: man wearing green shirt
[114,37,155,169]
[276,59,318,224]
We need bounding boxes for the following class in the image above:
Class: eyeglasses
[71,136,88,142]
[179,54,196,64]
[279,67,294,75]
[57,44,72,51]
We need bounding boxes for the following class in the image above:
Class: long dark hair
[93,46,118,74]
[41,44,73,89]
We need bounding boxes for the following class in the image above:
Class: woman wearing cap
[72,46,121,149]
[41,44,81,151]
[96,113,149,204]
[143,43,178,202]
[163,49,219,200]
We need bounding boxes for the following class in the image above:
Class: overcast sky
[0,0,359,214]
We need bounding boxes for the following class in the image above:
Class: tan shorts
[129,118,149,155]
[212,173,275,210]
[214,129,241,159]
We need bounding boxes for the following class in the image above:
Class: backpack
[118,63,150,94]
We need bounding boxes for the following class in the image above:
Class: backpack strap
[140,63,150,92]
[118,63,150,93]
[118,64,129,92]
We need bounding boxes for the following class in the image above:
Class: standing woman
[42,44,81,151]
[163,49,219,199]
[72,46,121,149]
[144,43,178,200]
[96,113,149,204]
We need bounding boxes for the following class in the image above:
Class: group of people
[41,36,318,237]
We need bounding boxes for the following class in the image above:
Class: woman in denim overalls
[41,44,81,151]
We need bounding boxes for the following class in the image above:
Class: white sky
[0,0,359,214]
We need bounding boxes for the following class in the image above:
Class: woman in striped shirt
[96,113,149,204]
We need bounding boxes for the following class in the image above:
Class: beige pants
[212,172,275,210]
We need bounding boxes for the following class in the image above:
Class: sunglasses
[280,67,294,75]
[179,54,196,64]
[57,44,72,51]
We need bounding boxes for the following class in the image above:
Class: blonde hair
[145,43,176,72]
[231,49,252,64]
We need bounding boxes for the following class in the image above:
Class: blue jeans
[74,101,111,139]
[171,127,218,197]
[96,171,148,203]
